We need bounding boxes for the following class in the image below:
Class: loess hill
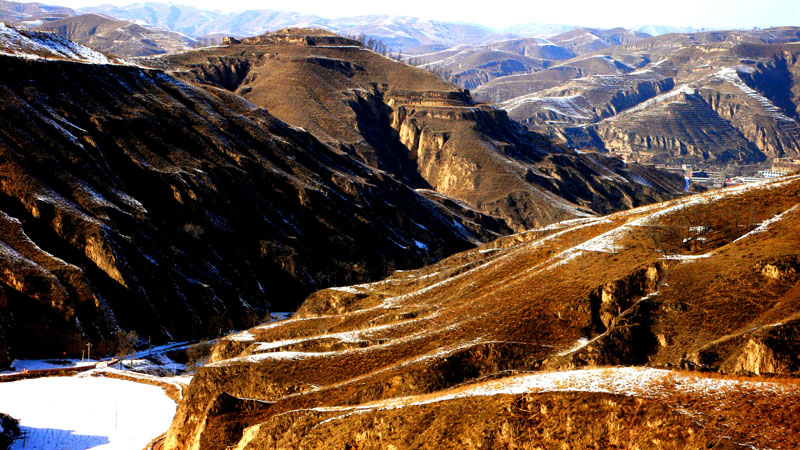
[464,28,800,169]
[0,24,513,366]
[32,13,196,57]
[167,175,800,450]
[2,1,196,57]
[146,28,690,231]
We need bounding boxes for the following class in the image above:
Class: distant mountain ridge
[33,13,197,56]
[1,1,703,53]
[467,28,800,170]
[2,1,198,56]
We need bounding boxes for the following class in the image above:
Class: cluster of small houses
[657,157,800,188]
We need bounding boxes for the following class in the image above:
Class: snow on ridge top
[225,330,256,342]
[500,94,593,119]
[0,22,117,64]
[600,83,696,121]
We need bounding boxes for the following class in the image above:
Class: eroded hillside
[146,28,688,230]
[468,28,800,169]
[32,13,196,57]
[166,175,800,450]
[0,24,509,366]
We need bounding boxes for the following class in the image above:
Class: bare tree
[185,340,213,374]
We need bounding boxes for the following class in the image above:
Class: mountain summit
[147,28,689,231]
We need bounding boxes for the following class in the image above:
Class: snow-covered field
[0,375,175,450]
[6,359,97,372]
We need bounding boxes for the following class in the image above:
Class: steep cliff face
[387,97,691,228]
[579,65,800,166]
[149,29,688,230]
[0,26,507,362]
[165,176,800,450]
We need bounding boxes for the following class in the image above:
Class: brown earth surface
[0,26,513,365]
[165,175,800,449]
[146,28,690,231]
[468,28,800,170]
[31,13,195,57]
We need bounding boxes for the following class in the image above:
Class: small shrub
[186,340,214,374]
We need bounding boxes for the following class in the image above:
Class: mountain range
[417,27,800,171]
[0,24,509,364]
[146,28,689,230]
[1,1,702,54]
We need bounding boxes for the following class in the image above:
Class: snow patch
[661,254,711,261]
[0,23,115,64]
[308,366,798,417]
[226,330,256,342]
[4,359,96,373]
[602,84,696,120]
[714,67,794,122]
[501,94,593,120]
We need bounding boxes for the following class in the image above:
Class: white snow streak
[715,67,795,122]
[732,205,799,243]
[0,23,114,64]
[307,367,797,416]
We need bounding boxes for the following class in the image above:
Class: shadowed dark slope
[0,37,509,364]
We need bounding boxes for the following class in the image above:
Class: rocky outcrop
[754,255,800,281]
[385,91,689,229]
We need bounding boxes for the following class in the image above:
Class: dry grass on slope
[166,176,800,450]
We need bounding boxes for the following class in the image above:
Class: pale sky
[45,0,800,30]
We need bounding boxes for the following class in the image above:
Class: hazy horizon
[11,0,800,31]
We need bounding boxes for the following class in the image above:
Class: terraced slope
[31,13,196,57]
[166,175,800,450]
[0,24,508,366]
[410,28,647,92]
[147,28,688,230]
[477,28,800,169]
[3,1,198,57]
